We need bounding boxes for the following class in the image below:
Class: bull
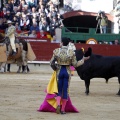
[75,47,120,96]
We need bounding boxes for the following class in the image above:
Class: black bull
[75,48,120,96]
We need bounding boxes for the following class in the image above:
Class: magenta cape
[37,93,79,113]
[37,71,79,113]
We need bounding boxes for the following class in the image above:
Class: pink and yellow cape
[37,71,79,113]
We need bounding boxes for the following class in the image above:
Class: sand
[0,64,120,120]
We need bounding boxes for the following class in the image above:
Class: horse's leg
[0,62,6,73]
[27,65,30,72]
[22,65,25,72]
[17,66,22,73]
[16,58,23,73]
[22,65,30,72]
[4,64,7,72]
[7,64,11,72]
[22,50,28,73]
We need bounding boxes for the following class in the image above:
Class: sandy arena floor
[0,64,120,120]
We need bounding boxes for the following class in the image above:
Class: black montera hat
[62,37,69,46]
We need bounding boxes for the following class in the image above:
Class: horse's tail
[19,39,28,51]
[26,42,36,61]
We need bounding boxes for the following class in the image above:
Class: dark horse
[0,33,29,73]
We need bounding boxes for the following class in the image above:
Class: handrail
[62,27,120,43]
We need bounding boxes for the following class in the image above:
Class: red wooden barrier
[29,42,120,61]
[1,31,119,61]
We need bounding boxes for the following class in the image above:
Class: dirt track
[0,64,120,120]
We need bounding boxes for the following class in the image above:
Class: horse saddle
[7,43,22,60]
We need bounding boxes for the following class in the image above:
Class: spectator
[2,7,7,17]
[32,13,39,24]
[29,30,37,37]
[5,4,11,11]
[49,16,61,37]
[16,12,22,24]
[15,22,21,31]
[20,14,30,30]
[0,8,4,18]
[14,0,21,6]
[117,16,120,33]
[18,0,27,12]
[8,0,15,12]
[0,18,6,30]
[4,10,13,21]
[37,30,47,39]
[21,5,28,14]
[12,16,19,25]
[51,0,60,10]
[57,13,64,28]
[2,17,8,30]
[1,0,64,40]
[46,12,53,25]
[39,19,49,32]
[63,0,72,12]
[24,4,29,13]
[31,6,37,14]
[96,11,108,34]
[13,6,19,15]
[50,6,58,17]
[36,1,44,11]
[51,35,60,43]
[114,39,119,45]
[26,0,36,9]
[30,21,39,33]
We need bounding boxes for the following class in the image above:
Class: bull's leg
[116,77,120,96]
[85,79,90,95]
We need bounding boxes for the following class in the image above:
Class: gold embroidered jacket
[50,46,84,68]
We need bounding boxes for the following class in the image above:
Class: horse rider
[5,20,16,56]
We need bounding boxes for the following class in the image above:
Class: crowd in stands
[0,0,63,41]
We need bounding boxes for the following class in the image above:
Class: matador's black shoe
[61,111,66,114]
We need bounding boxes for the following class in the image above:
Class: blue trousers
[58,66,69,99]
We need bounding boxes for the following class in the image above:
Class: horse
[0,33,36,73]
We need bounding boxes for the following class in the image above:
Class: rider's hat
[7,20,14,24]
